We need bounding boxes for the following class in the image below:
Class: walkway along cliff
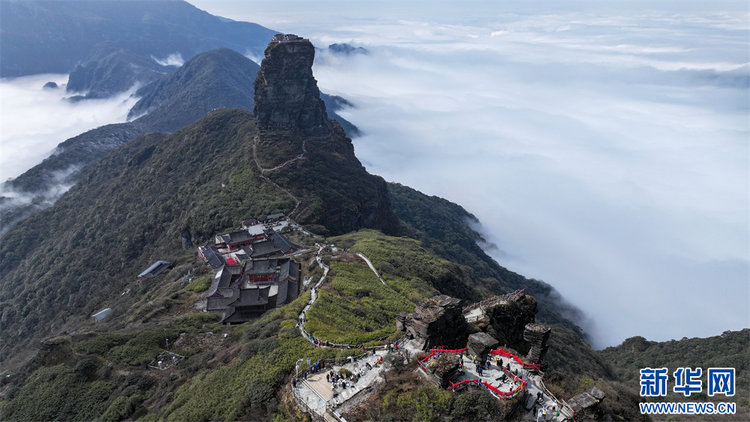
[252,34,400,236]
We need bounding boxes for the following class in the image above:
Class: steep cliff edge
[254,38,329,135]
[253,36,399,235]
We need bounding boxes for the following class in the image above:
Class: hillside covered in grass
[1,24,745,422]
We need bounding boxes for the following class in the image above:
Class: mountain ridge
[0,0,276,77]
[1,20,745,422]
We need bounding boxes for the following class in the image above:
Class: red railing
[488,348,540,371]
[449,378,527,398]
[418,348,467,371]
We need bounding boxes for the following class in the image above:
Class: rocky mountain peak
[253,35,329,135]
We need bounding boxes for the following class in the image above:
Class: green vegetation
[0,364,117,422]
[598,329,749,421]
[0,110,290,362]
[304,261,415,344]
[331,230,467,300]
[1,73,738,422]
[182,277,212,293]
[343,367,510,422]
[159,301,359,422]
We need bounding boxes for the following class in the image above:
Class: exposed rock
[523,323,551,364]
[422,353,461,388]
[320,93,361,137]
[181,228,193,249]
[254,37,330,136]
[488,291,538,354]
[568,387,606,420]
[397,295,468,350]
[252,35,400,236]
[43,81,59,89]
[467,332,499,362]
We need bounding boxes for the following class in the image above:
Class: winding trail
[355,252,387,286]
[288,239,569,420]
[252,134,304,216]
[252,133,334,218]
[296,246,389,347]
[297,244,330,345]
[253,134,309,174]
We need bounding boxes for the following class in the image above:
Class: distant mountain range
[0,0,275,77]
[0,1,359,236]
[1,3,744,421]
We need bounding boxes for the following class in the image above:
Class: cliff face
[253,36,400,236]
[253,39,329,135]
[489,292,539,354]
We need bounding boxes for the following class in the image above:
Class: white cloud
[203,0,748,348]
[151,53,185,67]
[0,74,139,182]
[4,1,745,348]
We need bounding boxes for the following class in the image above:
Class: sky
[1,0,747,348]
[190,0,749,348]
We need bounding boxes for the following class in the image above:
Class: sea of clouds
[0,74,139,183]
[1,0,746,348]
[192,0,748,348]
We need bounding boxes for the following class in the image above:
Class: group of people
[327,370,356,394]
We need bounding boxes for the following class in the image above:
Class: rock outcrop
[523,323,551,364]
[488,291,539,354]
[568,387,606,420]
[467,332,499,362]
[397,295,468,350]
[422,353,462,388]
[254,36,330,136]
[252,35,400,236]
